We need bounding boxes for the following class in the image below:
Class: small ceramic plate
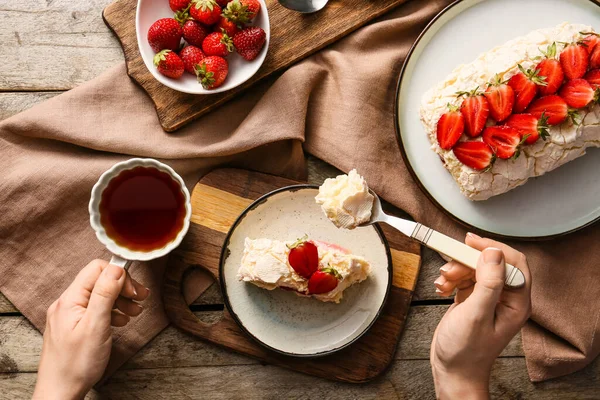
[395,0,600,240]
[136,0,270,94]
[220,186,392,357]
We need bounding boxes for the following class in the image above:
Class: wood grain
[4,357,600,400]
[163,168,421,383]
[102,0,410,131]
[0,0,122,91]
[0,293,17,313]
[0,306,524,374]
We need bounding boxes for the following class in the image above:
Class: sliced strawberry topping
[482,126,523,159]
[581,32,600,54]
[559,79,597,109]
[560,43,589,80]
[484,75,514,122]
[508,65,544,113]
[436,104,464,150]
[590,45,600,70]
[585,69,600,89]
[452,141,495,171]
[504,113,550,145]
[527,95,570,125]
[287,236,319,279]
[536,43,565,96]
[457,88,489,137]
[308,269,340,294]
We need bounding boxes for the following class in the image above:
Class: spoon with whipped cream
[316,170,525,289]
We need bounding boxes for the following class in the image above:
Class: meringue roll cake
[420,23,600,201]
[237,237,370,303]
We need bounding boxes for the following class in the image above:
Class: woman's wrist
[33,374,88,400]
[432,364,490,400]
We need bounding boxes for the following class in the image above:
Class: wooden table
[1,1,599,398]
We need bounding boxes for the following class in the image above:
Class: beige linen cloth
[1,0,598,383]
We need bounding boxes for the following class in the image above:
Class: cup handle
[110,254,132,271]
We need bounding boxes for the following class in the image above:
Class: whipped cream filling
[236,238,371,303]
[420,22,600,201]
[315,169,375,229]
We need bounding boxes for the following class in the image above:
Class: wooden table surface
[1,1,599,398]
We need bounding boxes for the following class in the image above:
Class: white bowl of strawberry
[136,0,269,93]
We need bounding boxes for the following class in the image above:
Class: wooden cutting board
[162,169,421,383]
[103,0,409,132]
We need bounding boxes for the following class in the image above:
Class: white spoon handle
[411,223,525,288]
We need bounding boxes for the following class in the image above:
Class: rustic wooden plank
[103,0,411,131]
[0,92,60,120]
[0,306,523,374]
[0,293,17,313]
[0,0,123,90]
[104,357,600,399]
[3,357,600,400]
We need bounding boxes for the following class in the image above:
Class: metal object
[277,0,329,13]
[359,189,526,289]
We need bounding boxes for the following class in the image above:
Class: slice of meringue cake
[236,237,370,303]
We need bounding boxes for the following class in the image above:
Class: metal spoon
[277,0,329,13]
[359,189,526,289]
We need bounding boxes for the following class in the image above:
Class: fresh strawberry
[559,78,598,109]
[153,49,184,79]
[527,95,571,125]
[147,18,183,53]
[584,69,600,89]
[240,0,260,19]
[215,0,230,6]
[179,45,205,74]
[484,75,514,122]
[287,237,319,279]
[482,126,523,159]
[195,56,228,89]
[189,0,221,25]
[508,65,546,113]
[504,113,550,145]
[232,26,266,61]
[182,20,210,47]
[535,43,565,96]
[452,141,495,171]
[590,45,600,70]
[560,42,589,80]
[581,32,600,54]
[222,0,252,26]
[202,31,233,57]
[436,104,464,150]
[456,88,489,137]
[169,0,190,12]
[308,269,340,294]
[215,15,241,37]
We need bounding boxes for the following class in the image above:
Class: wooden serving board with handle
[103,0,409,132]
[163,168,421,383]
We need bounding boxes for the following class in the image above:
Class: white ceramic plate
[136,0,270,94]
[220,186,392,357]
[396,0,600,240]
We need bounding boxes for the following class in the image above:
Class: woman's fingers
[114,296,143,317]
[440,261,475,282]
[111,310,130,327]
[119,273,150,301]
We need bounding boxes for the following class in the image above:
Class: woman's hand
[32,260,150,400]
[430,233,532,400]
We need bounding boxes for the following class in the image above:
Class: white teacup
[89,158,192,269]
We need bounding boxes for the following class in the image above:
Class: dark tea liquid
[99,167,186,251]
